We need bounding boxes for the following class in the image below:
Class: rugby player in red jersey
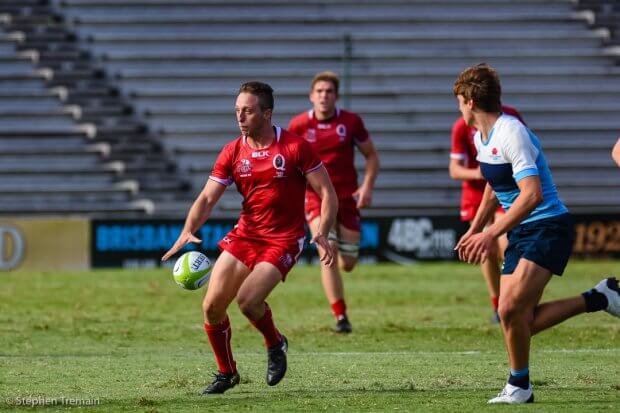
[162,82,337,394]
[289,71,379,333]
[450,105,525,322]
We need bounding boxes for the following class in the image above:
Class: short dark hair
[453,63,502,113]
[238,81,274,111]
[311,71,340,94]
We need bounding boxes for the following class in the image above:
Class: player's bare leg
[237,262,288,386]
[480,213,502,322]
[309,217,351,333]
[201,251,251,394]
[498,259,551,375]
[491,259,619,404]
[489,259,551,403]
[481,237,501,322]
[495,212,508,262]
[337,223,361,273]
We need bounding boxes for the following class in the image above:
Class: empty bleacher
[3,0,620,217]
[0,0,194,216]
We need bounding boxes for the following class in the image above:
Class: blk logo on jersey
[252,150,270,159]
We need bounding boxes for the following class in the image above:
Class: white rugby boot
[593,277,620,317]
[488,383,534,404]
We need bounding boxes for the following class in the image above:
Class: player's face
[457,95,475,126]
[310,80,338,115]
[235,92,271,137]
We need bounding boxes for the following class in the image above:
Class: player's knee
[486,242,499,259]
[339,256,357,272]
[498,299,529,326]
[202,299,226,325]
[337,241,359,272]
[236,294,262,319]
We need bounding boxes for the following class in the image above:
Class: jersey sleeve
[450,118,468,161]
[209,144,234,186]
[502,123,540,182]
[297,139,323,175]
[287,115,304,137]
[352,113,370,145]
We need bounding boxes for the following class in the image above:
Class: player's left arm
[458,176,542,265]
[353,139,380,209]
[306,165,338,267]
[612,137,620,167]
[459,124,543,264]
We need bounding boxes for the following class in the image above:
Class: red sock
[331,299,347,319]
[248,302,282,348]
[491,296,499,312]
[204,316,236,374]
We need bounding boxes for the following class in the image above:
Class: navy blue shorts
[502,213,574,276]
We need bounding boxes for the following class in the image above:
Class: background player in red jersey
[162,82,338,394]
[449,105,525,322]
[288,71,379,333]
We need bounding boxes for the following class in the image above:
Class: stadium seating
[0,0,192,216]
[2,0,619,217]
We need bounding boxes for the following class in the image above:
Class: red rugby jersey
[288,108,370,199]
[210,126,322,240]
[450,105,525,220]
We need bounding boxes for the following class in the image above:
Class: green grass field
[1,261,618,412]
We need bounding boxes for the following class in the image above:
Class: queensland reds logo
[336,124,347,142]
[306,128,317,143]
[273,154,286,178]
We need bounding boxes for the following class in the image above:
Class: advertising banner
[91,217,467,268]
[91,214,620,268]
[0,218,90,271]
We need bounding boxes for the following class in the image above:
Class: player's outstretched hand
[455,231,492,264]
[311,233,335,267]
[161,231,202,261]
[353,185,372,209]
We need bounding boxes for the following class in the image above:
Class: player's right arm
[306,165,338,267]
[449,158,484,181]
[454,182,498,262]
[449,118,483,181]
[161,180,227,261]
[162,143,234,261]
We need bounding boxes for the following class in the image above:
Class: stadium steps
[0,0,194,216]
[0,14,152,216]
[576,1,620,45]
[46,0,620,216]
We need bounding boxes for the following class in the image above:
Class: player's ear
[263,108,272,120]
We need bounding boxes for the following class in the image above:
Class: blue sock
[508,367,530,390]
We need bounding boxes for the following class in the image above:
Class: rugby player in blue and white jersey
[453,63,620,404]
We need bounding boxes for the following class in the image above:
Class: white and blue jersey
[475,114,568,224]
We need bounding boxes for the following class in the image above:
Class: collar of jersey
[243,126,281,148]
[480,113,504,146]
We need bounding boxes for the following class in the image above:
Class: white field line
[1,348,618,358]
[238,348,620,356]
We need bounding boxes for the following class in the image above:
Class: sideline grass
[1,261,618,412]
